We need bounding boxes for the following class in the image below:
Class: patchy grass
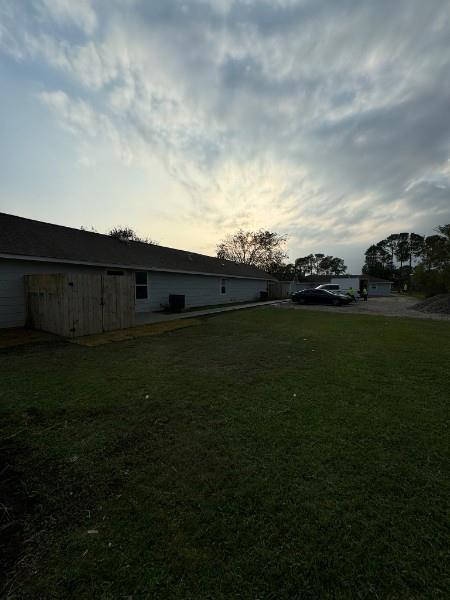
[71,318,201,347]
[1,308,449,599]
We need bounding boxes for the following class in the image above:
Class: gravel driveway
[274,295,450,320]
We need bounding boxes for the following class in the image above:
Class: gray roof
[0,212,276,280]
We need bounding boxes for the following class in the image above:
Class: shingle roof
[0,212,276,280]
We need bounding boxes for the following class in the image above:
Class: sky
[1,0,449,273]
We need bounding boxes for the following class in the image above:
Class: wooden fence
[25,273,135,337]
[268,281,292,299]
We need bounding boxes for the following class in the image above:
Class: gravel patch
[271,295,450,321]
[411,294,450,315]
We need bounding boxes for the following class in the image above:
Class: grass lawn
[1,308,449,599]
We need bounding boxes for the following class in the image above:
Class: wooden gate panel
[101,273,135,332]
[26,274,68,336]
[70,274,103,337]
[26,272,135,337]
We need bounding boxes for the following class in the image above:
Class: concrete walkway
[135,299,285,325]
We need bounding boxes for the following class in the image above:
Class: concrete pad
[135,299,285,325]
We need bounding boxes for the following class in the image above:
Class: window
[220,278,227,294]
[135,272,148,299]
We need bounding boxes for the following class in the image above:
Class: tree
[435,223,450,241]
[216,229,288,272]
[306,254,315,275]
[314,253,325,274]
[269,262,296,281]
[363,243,395,279]
[108,227,158,245]
[380,233,399,265]
[423,234,448,270]
[395,232,410,268]
[329,257,347,275]
[363,223,449,295]
[294,256,311,278]
[294,253,347,276]
[409,233,425,267]
[318,255,333,275]
[434,224,450,265]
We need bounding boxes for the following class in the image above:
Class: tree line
[83,223,448,296]
[363,224,450,295]
[217,229,347,280]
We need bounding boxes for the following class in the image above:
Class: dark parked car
[291,288,352,306]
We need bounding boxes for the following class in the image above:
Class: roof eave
[0,252,276,281]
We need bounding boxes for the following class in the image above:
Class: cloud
[36,0,97,35]
[1,0,450,266]
[38,90,133,164]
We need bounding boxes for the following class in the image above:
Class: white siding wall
[1,258,269,326]
[330,277,360,292]
[143,271,267,312]
[0,258,105,328]
[368,282,392,296]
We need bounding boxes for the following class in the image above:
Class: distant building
[291,274,392,296]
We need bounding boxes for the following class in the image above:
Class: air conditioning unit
[168,294,185,312]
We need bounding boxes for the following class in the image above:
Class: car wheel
[298,298,306,304]
[332,298,340,306]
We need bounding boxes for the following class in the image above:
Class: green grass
[1,308,449,599]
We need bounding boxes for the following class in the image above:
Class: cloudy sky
[1,0,449,271]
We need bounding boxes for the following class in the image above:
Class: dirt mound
[411,294,450,314]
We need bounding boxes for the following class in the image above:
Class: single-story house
[0,212,276,329]
[291,274,392,296]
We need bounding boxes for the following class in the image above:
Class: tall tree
[306,254,315,275]
[216,230,288,272]
[295,253,347,276]
[423,234,449,270]
[269,262,296,281]
[294,256,310,278]
[329,257,347,275]
[318,255,333,275]
[363,243,394,279]
[365,244,379,267]
[384,234,400,264]
[395,232,410,268]
[409,233,425,267]
[314,253,325,274]
[109,227,158,245]
[375,242,391,267]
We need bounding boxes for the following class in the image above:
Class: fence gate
[101,273,135,333]
[268,281,291,299]
[26,272,135,337]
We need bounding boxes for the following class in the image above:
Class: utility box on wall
[25,272,135,337]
